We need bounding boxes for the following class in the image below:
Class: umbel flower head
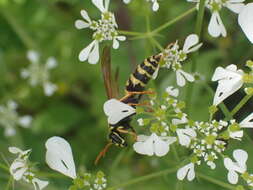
[162,34,202,86]
[9,147,48,190]
[187,0,245,38]
[0,100,32,137]
[75,0,126,64]
[21,50,58,96]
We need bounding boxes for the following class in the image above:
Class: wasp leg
[120,91,155,102]
[117,128,137,141]
[94,142,113,165]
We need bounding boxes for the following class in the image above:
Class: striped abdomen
[123,54,161,104]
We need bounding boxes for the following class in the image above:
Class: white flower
[137,118,144,126]
[208,11,227,37]
[149,0,159,11]
[176,69,195,87]
[45,136,77,179]
[172,113,188,125]
[238,3,253,43]
[240,113,253,128]
[212,64,244,106]
[22,50,58,96]
[177,163,195,181]
[0,101,32,137]
[133,133,177,157]
[23,172,49,190]
[229,130,243,140]
[9,147,31,180]
[123,0,131,3]
[166,86,179,97]
[75,0,126,64]
[163,34,201,87]
[176,128,197,147]
[224,149,248,184]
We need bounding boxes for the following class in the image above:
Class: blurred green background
[0,0,253,189]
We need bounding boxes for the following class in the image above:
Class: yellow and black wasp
[95,51,164,164]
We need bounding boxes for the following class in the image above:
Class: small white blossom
[45,136,77,179]
[122,0,159,11]
[75,0,126,64]
[212,64,244,106]
[188,0,245,38]
[163,34,202,87]
[224,149,248,184]
[177,163,195,181]
[22,50,58,96]
[9,147,48,190]
[238,3,253,43]
[0,100,32,137]
[176,128,197,147]
[137,118,144,126]
[133,133,177,157]
[166,86,179,97]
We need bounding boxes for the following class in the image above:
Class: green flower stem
[118,30,145,36]
[151,7,196,34]
[197,172,235,190]
[0,8,36,49]
[230,94,253,117]
[195,0,206,37]
[149,37,163,51]
[107,167,177,190]
[4,177,12,190]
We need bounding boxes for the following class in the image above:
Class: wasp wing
[103,99,136,125]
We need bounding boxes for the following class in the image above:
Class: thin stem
[107,167,177,190]
[4,177,12,190]
[118,30,145,36]
[195,0,206,37]
[149,37,163,51]
[0,8,36,49]
[197,172,235,190]
[151,7,196,34]
[230,94,253,117]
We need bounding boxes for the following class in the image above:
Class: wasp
[95,53,163,164]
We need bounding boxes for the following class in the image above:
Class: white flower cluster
[45,136,107,190]
[0,100,32,137]
[162,34,202,86]
[123,0,159,11]
[187,0,253,43]
[75,0,126,64]
[9,147,48,190]
[21,50,58,96]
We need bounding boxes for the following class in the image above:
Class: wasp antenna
[94,143,113,165]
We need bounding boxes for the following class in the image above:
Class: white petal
[113,39,119,49]
[43,82,57,96]
[240,113,253,128]
[152,65,160,79]
[176,70,186,87]
[45,136,76,179]
[9,147,22,154]
[154,135,170,157]
[20,69,30,79]
[176,128,196,147]
[187,163,195,181]
[136,134,149,141]
[227,170,239,184]
[152,1,159,11]
[123,0,131,3]
[75,20,90,29]
[105,0,110,11]
[177,163,194,181]
[183,34,199,53]
[5,128,16,136]
[92,0,105,12]
[80,10,91,23]
[133,134,155,156]
[32,178,49,190]
[238,3,253,43]
[230,130,243,140]
[88,41,100,64]
[166,86,179,97]
[208,12,227,37]
[10,161,27,180]
[117,36,126,41]
[46,57,57,69]
[19,115,32,128]
[226,2,245,13]
[104,99,136,125]
[27,50,39,63]
[78,41,96,62]
[180,70,195,82]
[233,149,248,169]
